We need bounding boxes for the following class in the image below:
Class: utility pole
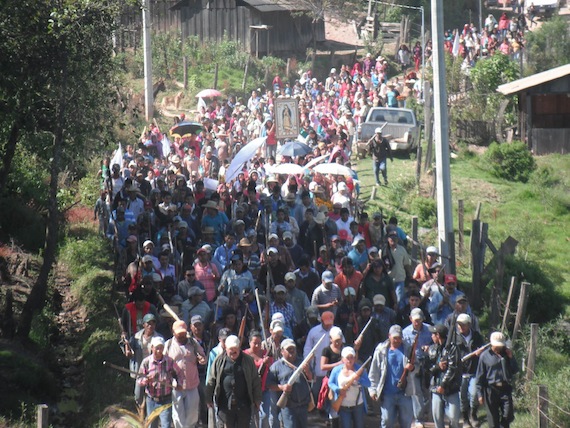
[431,0,455,272]
[142,0,153,121]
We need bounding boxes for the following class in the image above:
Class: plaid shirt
[138,354,181,398]
[270,301,296,329]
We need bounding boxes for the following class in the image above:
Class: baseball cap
[368,246,379,255]
[143,240,154,248]
[285,272,296,282]
[143,313,156,323]
[322,271,334,283]
[373,294,386,306]
[191,315,203,325]
[267,247,279,255]
[341,346,356,358]
[490,331,506,347]
[281,338,296,350]
[389,325,402,337]
[142,255,153,263]
[444,274,457,284]
[270,320,284,333]
[329,326,343,340]
[457,313,471,324]
[410,308,424,320]
[151,336,165,347]
[173,320,188,335]
[429,324,448,336]
[283,231,293,240]
[426,246,439,255]
[456,294,468,303]
[274,284,287,294]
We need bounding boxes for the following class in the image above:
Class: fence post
[538,385,549,428]
[512,281,529,344]
[242,59,249,92]
[527,323,539,382]
[415,145,422,189]
[501,276,517,332]
[37,404,48,428]
[470,219,481,310]
[490,250,504,327]
[411,216,418,261]
[458,199,464,257]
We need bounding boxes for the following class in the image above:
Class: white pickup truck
[531,0,559,17]
[355,107,421,156]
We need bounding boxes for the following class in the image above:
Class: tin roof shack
[171,0,325,56]
[497,64,570,155]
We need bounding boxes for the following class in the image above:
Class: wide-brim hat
[203,200,219,210]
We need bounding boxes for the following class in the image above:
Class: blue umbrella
[278,140,312,157]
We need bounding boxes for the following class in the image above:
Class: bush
[502,256,566,324]
[60,235,111,277]
[483,141,536,183]
[410,197,437,228]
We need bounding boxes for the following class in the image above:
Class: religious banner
[274,98,299,139]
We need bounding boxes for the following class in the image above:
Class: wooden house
[497,64,570,155]
[170,0,325,55]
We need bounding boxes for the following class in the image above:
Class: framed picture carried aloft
[274,98,299,139]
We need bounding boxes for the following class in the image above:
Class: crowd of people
[96,49,519,428]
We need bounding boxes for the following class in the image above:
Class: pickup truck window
[370,110,414,124]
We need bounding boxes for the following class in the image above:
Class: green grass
[353,146,570,312]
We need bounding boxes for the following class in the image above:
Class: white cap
[373,294,386,306]
[285,272,296,282]
[143,240,154,248]
[457,313,471,324]
[375,127,383,134]
[410,308,424,320]
[490,331,506,347]
[225,335,240,349]
[352,235,365,246]
[330,68,337,74]
[426,246,439,255]
[151,336,165,348]
[267,247,279,255]
[268,233,279,241]
[341,346,356,358]
[329,326,343,340]
[338,182,348,191]
[270,320,284,333]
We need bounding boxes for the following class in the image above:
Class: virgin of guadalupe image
[282,104,293,132]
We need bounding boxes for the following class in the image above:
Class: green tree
[524,16,570,75]
[0,0,125,339]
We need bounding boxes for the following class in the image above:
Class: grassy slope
[352,147,570,307]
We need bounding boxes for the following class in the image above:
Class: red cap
[338,230,349,240]
[444,274,457,284]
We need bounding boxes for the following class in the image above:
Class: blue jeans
[280,405,308,428]
[146,395,172,428]
[373,159,388,184]
[394,281,406,310]
[411,376,428,424]
[432,391,460,428]
[460,375,478,414]
[339,403,364,428]
[380,392,413,428]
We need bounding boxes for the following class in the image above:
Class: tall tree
[0,0,124,339]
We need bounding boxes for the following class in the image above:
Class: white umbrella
[225,137,266,182]
[305,154,329,169]
[313,163,354,176]
[203,177,219,191]
[272,163,306,175]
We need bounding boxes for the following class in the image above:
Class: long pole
[142,0,153,121]
[421,6,425,100]
[430,0,454,271]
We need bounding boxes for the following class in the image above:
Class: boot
[462,411,473,428]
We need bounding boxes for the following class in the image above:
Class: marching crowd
[96,50,519,428]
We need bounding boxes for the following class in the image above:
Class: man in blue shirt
[369,325,414,428]
[348,236,368,272]
[402,308,433,428]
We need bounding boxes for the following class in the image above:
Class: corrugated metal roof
[497,63,570,95]
[241,0,311,12]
